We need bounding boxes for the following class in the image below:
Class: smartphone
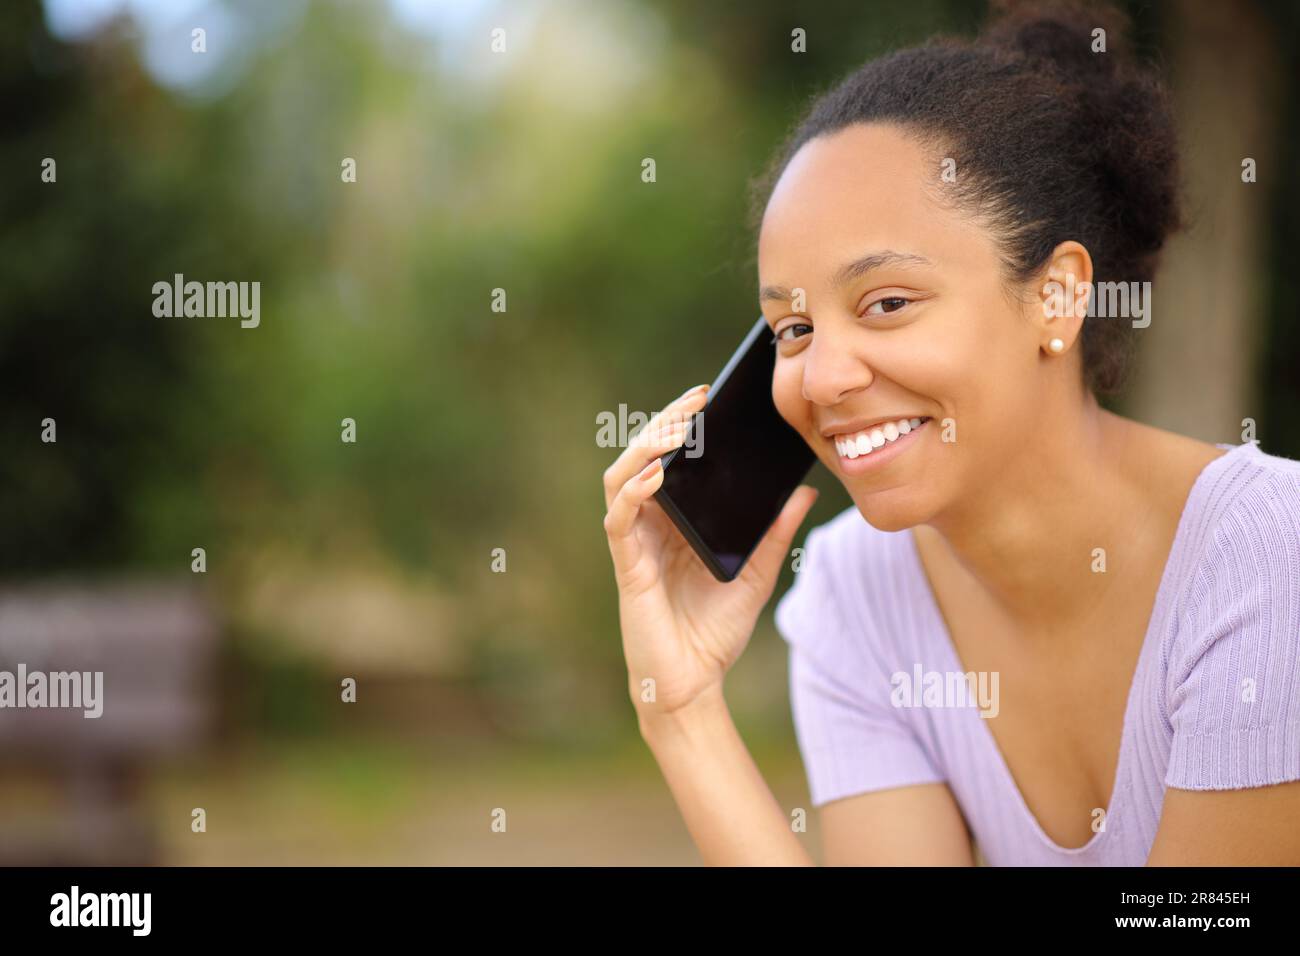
[653,316,817,582]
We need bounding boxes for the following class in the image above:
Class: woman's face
[758,122,1048,531]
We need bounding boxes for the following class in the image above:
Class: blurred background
[1,0,1296,865]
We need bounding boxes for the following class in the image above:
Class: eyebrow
[759,250,933,305]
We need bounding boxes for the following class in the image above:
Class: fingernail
[640,459,663,479]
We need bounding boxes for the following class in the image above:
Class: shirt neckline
[902,440,1253,857]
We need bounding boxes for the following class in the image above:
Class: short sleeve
[1166,473,1300,790]
[775,523,944,807]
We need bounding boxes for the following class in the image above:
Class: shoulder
[1203,440,1300,518]
[783,504,917,608]
[798,505,908,579]
[774,505,924,662]
[1209,445,1300,575]
[776,514,950,804]
[1170,442,1300,639]
[1164,443,1300,787]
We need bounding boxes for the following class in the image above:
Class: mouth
[828,416,931,472]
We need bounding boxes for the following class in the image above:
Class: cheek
[771,359,808,432]
[925,302,1033,438]
[924,300,1020,389]
[873,317,973,406]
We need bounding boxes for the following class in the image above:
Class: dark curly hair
[749,0,1183,397]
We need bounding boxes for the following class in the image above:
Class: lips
[832,417,930,459]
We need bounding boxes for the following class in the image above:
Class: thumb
[740,485,820,590]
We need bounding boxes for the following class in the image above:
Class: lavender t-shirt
[774,441,1300,865]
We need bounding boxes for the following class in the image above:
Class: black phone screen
[654,317,817,581]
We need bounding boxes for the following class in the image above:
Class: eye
[774,323,812,343]
[864,296,910,315]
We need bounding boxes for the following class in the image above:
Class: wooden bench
[0,582,217,864]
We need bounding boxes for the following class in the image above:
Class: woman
[601,2,1300,865]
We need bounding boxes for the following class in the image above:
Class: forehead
[758,123,958,280]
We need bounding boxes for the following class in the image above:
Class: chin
[846,485,937,533]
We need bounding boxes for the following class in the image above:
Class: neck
[923,397,1153,635]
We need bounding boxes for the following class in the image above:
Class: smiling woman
[600,0,1300,867]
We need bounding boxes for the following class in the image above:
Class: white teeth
[834,416,929,457]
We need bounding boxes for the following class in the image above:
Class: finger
[643,382,709,437]
[739,485,820,589]
[603,386,707,507]
[603,418,693,509]
[604,457,667,577]
[628,417,693,455]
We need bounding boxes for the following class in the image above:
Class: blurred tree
[1129,0,1286,446]
[0,0,205,573]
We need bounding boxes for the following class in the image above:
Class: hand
[602,383,819,719]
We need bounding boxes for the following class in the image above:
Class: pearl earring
[1048,337,1065,354]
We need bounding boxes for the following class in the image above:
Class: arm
[821,783,975,866]
[1146,780,1300,866]
[639,685,813,866]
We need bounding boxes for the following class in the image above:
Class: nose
[800,322,874,406]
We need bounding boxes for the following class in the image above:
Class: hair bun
[983,0,1131,75]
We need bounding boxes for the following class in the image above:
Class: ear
[1032,240,1093,351]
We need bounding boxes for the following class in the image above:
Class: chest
[915,537,1164,850]
[952,630,1145,848]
